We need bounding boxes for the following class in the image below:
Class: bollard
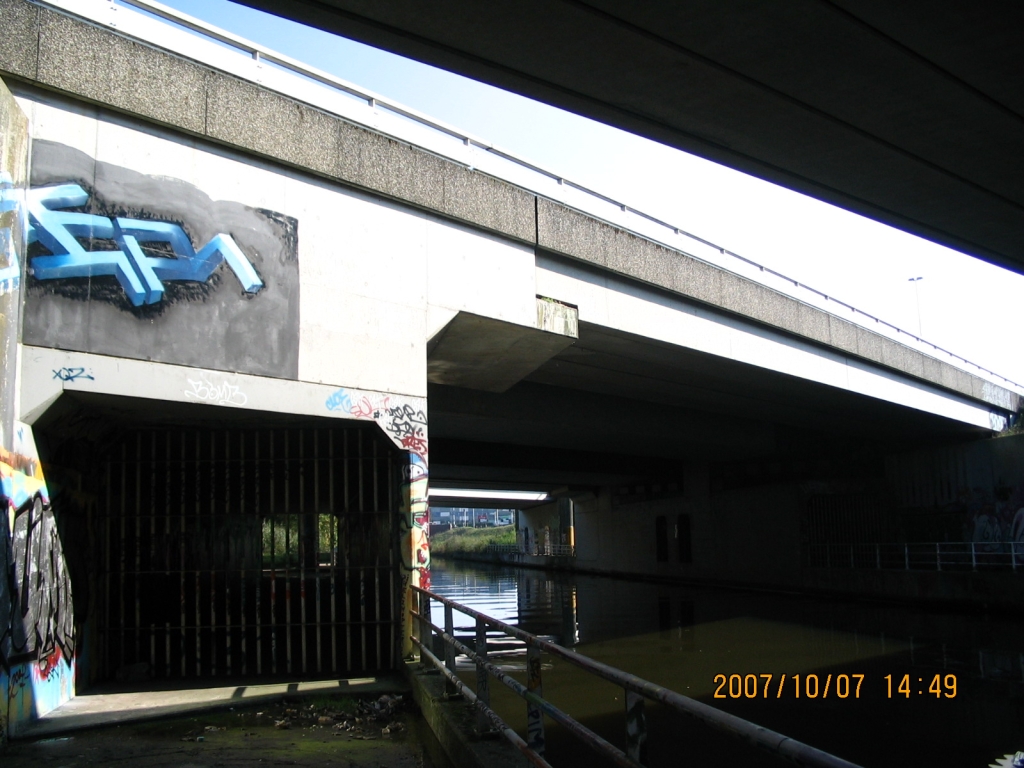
[625,689,647,765]
[526,644,546,756]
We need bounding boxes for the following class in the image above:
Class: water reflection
[431,560,1024,768]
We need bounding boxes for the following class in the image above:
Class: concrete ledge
[14,674,408,740]
[0,0,1017,412]
[405,661,529,768]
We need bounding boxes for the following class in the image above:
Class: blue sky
[150,0,1024,387]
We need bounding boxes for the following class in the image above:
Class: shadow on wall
[1,422,75,741]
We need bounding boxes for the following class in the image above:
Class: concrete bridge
[0,0,1022,739]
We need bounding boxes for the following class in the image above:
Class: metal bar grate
[98,425,402,680]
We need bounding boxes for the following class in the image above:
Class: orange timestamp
[885,673,957,698]
[713,673,865,699]
[712,673,958,699]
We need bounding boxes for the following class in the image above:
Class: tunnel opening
[34,392,406,689]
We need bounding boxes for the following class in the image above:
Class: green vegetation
[431,525,516,555]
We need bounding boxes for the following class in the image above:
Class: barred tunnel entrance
[37,395,406,685]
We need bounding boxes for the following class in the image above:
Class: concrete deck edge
[0,0,1016,413]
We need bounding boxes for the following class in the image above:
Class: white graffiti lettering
[184,375,248,407]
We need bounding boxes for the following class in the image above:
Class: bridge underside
[429,319,991,495]
[241,0,1024,276]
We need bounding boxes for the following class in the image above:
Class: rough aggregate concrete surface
[1,693,454,767]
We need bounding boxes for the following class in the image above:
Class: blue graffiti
[0,171,21,296]
[26,184,263,306]
[325,389,353,413]
[52,367,94,382]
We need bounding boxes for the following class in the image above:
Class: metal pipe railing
[805,542,1023,572]
[412,586,863,768]
[45,0,1024,395]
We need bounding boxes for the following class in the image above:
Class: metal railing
[486,544,577,557]
[411,586,862,768]
[805,542,1023,572]
[40,0,1024,395]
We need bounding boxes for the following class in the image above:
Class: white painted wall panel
[18,96,541,399]
[536,256,999,429]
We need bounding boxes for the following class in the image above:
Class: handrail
[412,586,863,768]
[43,0,1024,395]
[805,541,1022,572]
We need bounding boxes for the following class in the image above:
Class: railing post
[904,543,909,571]
[625,689,648,765]
[936,542,941,572]
[475,616,491,733]
[876,543,881,570]
[444,602,457,697]
[526,644,546,757]
[418,590,431,666]
[1014,542,1018,573]
[971,541,977,571]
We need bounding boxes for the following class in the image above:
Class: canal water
[430,559,1024,768]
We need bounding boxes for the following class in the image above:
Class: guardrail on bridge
[804,542,1023,572]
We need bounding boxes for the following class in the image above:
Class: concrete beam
[0,0,1016,414]
[428,301,577,393]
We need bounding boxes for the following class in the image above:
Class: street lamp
[908,276,923,338]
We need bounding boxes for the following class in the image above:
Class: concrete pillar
[0,75,30,748]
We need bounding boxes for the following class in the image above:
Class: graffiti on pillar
[27,184,263,307]
[324,388,428,461]
[1,425,74,667]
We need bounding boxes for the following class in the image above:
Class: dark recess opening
[677,513,692,564]
[655,515,668,562]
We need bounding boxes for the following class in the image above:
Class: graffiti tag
[324,390,352,413]
[52,367,94,382]
[2,498,75,673]
[26,184,263,307]
[325,389,429,460]
[184,375,248,407]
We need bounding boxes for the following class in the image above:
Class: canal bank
[441,549,1024,612]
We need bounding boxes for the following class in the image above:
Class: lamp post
[908,276,923,337]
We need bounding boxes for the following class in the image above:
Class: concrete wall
[571,463,804,589]
[11,86,540,664]
[518,501,559,554]
[886,432,1024,546]
[16,92,537,399]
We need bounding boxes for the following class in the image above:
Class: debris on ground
[1,692,435,768]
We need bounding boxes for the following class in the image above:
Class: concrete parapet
[405,661,530,768]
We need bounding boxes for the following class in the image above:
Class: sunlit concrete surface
[15,674,406,739]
